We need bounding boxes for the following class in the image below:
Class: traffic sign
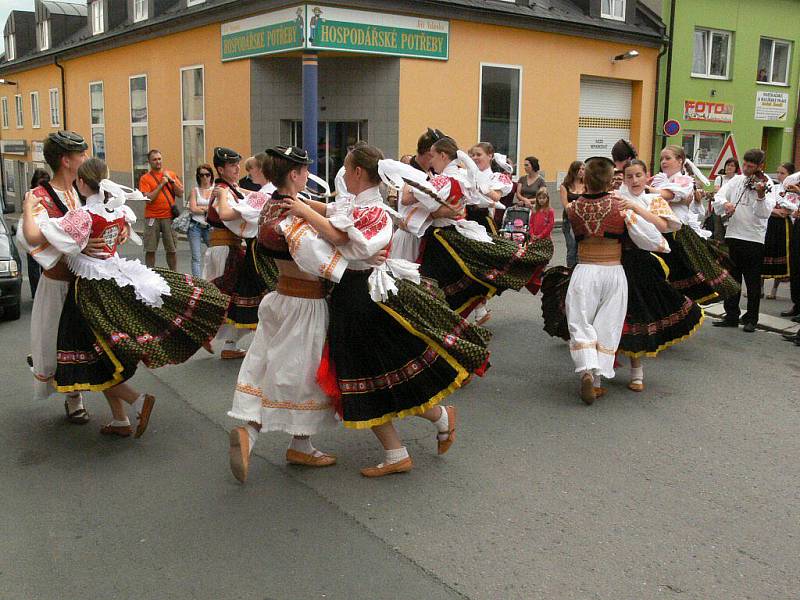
[709,135,741,178]
[663,120,681,137]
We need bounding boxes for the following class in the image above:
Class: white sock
[592,372,602,388]
[384,446,409,465]
[630,366,644,383]
[289,436,316,455]
[65,394,84,413]
[433,406,450,441]
[223,340,238,351]
[244,423,259,453]
[474,304,488,319]
[132,393,146,416]
[109,418,130,427]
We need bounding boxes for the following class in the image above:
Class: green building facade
[656,0,800,176]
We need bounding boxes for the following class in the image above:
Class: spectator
[559,160,585,268]
[711,158,739,241]
[238,156,262,191]
[138,149,184,270]
[530,187,555,240]
[515,156,546,207]
[399,154,413,165]
[712,148,776,332]
[187,163,214,278]
[25,168,50,298]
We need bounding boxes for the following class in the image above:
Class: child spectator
[530,188,555,240]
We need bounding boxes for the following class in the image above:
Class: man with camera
[139,149,184,270]
[712,148,776,332]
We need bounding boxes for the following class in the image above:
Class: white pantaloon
[30,276,71,400]
[565,264,628,379]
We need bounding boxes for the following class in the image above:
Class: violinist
[712,149,777,332]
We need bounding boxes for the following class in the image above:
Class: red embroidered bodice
[430,175,466,218]
[32,185,67,218]
[90,213,127,256]
[567,193,625,241]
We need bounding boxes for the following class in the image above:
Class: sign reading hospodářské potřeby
[221,7,305,61]
[306,6,448,59]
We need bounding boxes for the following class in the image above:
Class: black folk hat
[266,145,313,165]
[48,130,88,152]
[213,146,242,167]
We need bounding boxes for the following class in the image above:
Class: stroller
[500,205,531,246]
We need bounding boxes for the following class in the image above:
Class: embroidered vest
[207,180,244,229]
[568,193,626,242]
[256,194,292,259]
[31,185,69,218]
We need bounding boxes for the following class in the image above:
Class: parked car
[0,214,22,320]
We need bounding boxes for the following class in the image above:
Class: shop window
[38,19,50,51]
[90,82,105,160]
[479,64,521,165]
[286,120,367,188]
[692,28,731,79]
[134,0,148,22]
[4,159,16,194]
[91,0,105,35]
[757,38,791,85]
[1,97,8,129]
[30,92,40,128]
[601,0,625,21]
[5,34,15,61]
[129,75,148,185]
[682,132,725,168]
[49,88,60,127]
[14,94,23,128]
[181,66,205,187]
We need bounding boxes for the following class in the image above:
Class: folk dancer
[761,162,798,299]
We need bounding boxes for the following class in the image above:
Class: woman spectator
[515,156,545,207]
[25,169,50,298]
[187,163,214,278]
[559,160,585,268]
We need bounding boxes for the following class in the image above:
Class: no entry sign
[663,120,681,137]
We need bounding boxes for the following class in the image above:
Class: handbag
[172,209,192,233]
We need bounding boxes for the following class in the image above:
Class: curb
[701,301,800,335]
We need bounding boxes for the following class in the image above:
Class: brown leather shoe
[360,456,413,477]
[627,381,644,392]
[221,348,246,360]
[202,340,214,354]
[64,399,90,424]
[134,395,156,439]
[285,448,337,467]
[437,405,457,455]
[593,387,607,398]
[229,427,250,483]
[100,423,133,437]
[580,374,595,405]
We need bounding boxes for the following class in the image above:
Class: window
[129,75,148,184]
[757,38,791,85]
[4,159,16,194]
[601,0,625,20]
[479,64,521,165]
[14,94,23,128]
[30,92,40,128]
[91,0,105,35]
[90,82,105,159]
[286,120,367,187]
[37,19,50,51]
[180,66,205,188]
[682,132,726,168]
[134,0,148,22]
[692,28,731,79]
[1,97,8,129]
[48,88,60,127]
[5,34,15,61]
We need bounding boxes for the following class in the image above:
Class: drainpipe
[652,41,668,172]
[54,55,66,129]
[655,0,677,170]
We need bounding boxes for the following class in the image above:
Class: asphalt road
[1,238,799,600]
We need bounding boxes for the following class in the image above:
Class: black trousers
[722,238,765,324]
[790,218,800,309]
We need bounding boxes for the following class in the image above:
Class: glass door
[289,120,367,188]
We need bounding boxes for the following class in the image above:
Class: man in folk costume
[564,157,670,404]
[17,131,100,423]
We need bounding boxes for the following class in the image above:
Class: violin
[744,170,773,194]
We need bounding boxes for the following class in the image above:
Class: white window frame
[14,94,23,128]
[129,74,149,184]
[692,27,732,80]
[757,37,792,86]
[89,81,106,159]
[186,0,206,6]
[48,88,60,127]
[133,0,148,22]
[91,0,105,35]
[30,92,40,129]
[5,34,15,61]
[601,0,626,21]
[38,19,50,51]
[682,131,727,169]
[477,62,523,175]
[179,64,206,188]
[1,97,8,129]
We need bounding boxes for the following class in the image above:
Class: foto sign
[684,100,733,123]
[222,5,449,62]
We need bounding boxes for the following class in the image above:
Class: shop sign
[0,140,28,155]
[755,91,789,121]
[306,6,448,60]
[221,7,305,61]
[32,141,44,163]
[683,100,733,123]
[221,5,448,61]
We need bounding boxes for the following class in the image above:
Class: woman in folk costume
[388,136,552,319]
[562,157,671,405]
[650,145,739,304]
[227,146,351,483]
[278,143,491,477]
[204,148,277,359]
[21,158,229,437]
[616,160,704,392]
[762,162,798,298]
